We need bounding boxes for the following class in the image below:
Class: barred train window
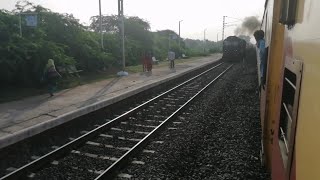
[278,68,296,168]
[280,0,298,27]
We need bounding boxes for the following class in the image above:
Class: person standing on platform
[146,52,153,72]
[43,59,61,97]
[168,50,176,69]
[141,52,147,72]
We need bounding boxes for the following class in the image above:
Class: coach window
[278,68,296,168]
[280,0,298,27]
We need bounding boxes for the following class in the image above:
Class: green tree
[1,0,213,91]
[90,15,153,66]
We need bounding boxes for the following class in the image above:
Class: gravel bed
[114,124,155,133]
[106,129,146,139]
[78,145,126,158]
[94,137,138,148]
[135,120,162,127]
[125,117,162,126]
[118,63,270,180]
[35,153,113,179]
[34,164,96,180]
[60,154,113,171]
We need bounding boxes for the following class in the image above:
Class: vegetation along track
[1,63,233,180]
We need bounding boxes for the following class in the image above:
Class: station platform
[0,54,221,149]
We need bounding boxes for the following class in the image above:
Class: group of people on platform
[141,50,176,72]
[43,50,177,97]
[43,31,265,97]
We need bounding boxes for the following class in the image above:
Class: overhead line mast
[222,16,226,41]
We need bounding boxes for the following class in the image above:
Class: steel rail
[95,64,234,180]
[1,62,223,180]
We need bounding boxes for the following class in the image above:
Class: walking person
[168,50,175,69]
[44,59,61,97]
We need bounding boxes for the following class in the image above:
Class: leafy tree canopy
[1,1,218,88]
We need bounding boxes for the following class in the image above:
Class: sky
[0,0,266,41]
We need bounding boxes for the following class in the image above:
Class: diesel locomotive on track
[222,36,246,62]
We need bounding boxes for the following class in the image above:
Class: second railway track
[1,62,233,180]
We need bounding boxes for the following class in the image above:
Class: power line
[225,24,237,27]
[225,20,242,24]
[222,16,245,40]
[225,16,243,21]
[222,16,225,41]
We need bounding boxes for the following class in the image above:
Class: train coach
[222,36,246,62]
[258,0,320,179]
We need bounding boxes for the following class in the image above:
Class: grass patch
[125,65,143,73]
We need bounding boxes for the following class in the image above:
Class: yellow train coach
[259,0,320,179]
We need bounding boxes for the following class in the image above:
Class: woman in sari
[44,59,61,97]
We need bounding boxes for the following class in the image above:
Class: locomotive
[222,36,246,62]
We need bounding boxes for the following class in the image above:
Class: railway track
[1,63,233,180]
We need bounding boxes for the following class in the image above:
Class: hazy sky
[1,0,265,40]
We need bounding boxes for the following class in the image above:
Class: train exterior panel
[260,0,286,176]
[222,36,246,62]
[260,0,320,179]
[286,0,320,179]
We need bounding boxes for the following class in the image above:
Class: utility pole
[168,34,172,52]
[118,0,125,71]
[99,0,104,49]
[217,32,219,42]
[178,20,183,57]
[222,16,226,41]
[19,13,22,37]
[204,29,207,53]
[17,6,22,37]
[222,16,242,41]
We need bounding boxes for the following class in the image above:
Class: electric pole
[222,16,242,41]
[99,0,104,49]
[19,13,22,37]
[178,20,183,58]
[168,34,171,51]
[204,29,207,53]
[118,0,125,71]
[222,16,226,41]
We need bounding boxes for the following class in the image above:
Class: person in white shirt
[168,51,176,69]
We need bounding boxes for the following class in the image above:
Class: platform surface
[0,54,221,148]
